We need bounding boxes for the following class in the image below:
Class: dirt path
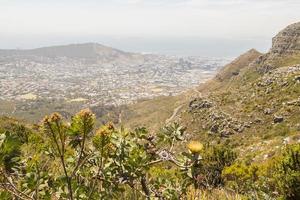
[192,88,202,97]
[165,105,183,124]
[165,88,202,125]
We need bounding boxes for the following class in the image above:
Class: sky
[0,0,300,57]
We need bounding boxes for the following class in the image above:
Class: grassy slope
[114,95,187,132]
[180,52,300,162]
[112,49,300,164]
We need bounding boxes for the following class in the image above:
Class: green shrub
[222,162,257,193]
[222,144,300,200]
[188,143,237,188]
[274,144,300,200]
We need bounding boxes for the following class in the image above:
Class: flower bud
[187,141,203,154]
[49,113,62,122]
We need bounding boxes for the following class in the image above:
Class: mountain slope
[176,22,300,161]
[215,48,262,82]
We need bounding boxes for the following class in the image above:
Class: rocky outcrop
[188,98,248,136]
[256,65,300,89]
[270,22,300,56]
[254,22,300,73]
[189,98,213,110]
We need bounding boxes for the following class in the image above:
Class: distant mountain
[0,43,145,64]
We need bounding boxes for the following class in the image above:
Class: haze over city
[1,0,300,57]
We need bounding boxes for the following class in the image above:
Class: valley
[0,43,227,121]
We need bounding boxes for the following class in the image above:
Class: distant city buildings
[0,54,228,109]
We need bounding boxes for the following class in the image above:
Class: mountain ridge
[0,43,145,64]
[215,48,262,81]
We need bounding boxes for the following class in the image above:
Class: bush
[222,143,300,200]
[186,143,237,189]
[274,144,300,200]
[222,162,260,193]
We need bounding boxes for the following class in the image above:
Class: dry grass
[118,95,187,131]
[187,188,244,200]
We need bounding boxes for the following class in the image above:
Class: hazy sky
[1,0,300,57]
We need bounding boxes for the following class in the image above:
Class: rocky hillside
[170,22,300,161]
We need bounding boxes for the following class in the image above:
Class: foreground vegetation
[0,110,299,200]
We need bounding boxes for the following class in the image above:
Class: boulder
[254,118,263,123]
[274,115,284,123]
[264,108,273,115]
[287,98,300,106]
[210,124,219,133]
[295,75,300,81]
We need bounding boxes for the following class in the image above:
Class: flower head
[96,127,110,137]
[77,108,94,119]
[93,124,114,151]
[187,141,203,154]
[49,113,62,122]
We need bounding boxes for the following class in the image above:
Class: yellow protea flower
[187,141,203,153]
